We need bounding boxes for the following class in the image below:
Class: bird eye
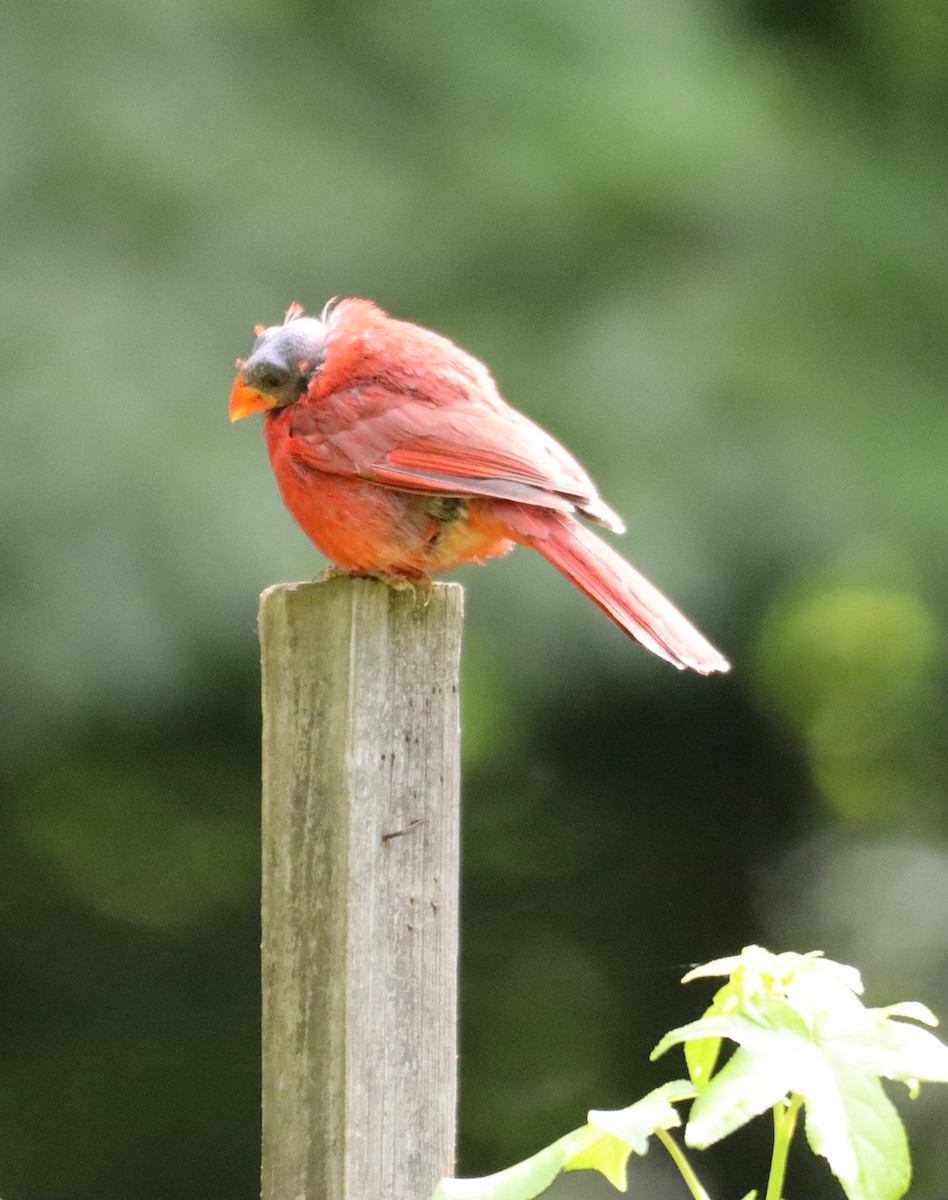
[254,366,290,392]
[255,369,285,388]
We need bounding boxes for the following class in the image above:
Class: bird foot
[321,567,433,605]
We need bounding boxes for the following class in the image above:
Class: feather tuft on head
[284,303,305,324]
[320,297,338,323]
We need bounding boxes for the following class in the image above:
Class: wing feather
[286,388,625,531]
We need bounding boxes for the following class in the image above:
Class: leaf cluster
[434,947,948,1200]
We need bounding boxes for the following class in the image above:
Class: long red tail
[529,514,730,674]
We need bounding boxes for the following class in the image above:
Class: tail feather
[531,515,730,674]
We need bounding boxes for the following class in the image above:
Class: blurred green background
[3,0,948,1196]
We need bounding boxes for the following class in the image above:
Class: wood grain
[259,577,462,1200]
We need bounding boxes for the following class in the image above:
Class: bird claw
[321,566,433,606]
[385,575,434,608]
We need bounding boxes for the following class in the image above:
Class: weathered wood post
[259,576,463,1200]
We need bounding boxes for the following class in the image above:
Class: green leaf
[802,1051,910,1200]
[685,1033,721,1091]
[684,980,734,1090]
[878,1001,937,1027]
[573,1081,698,1191]
[436,948,948,1200]
[653,1001,812,1068]
[681,953,748,983]
[562,1123,631,1191]
[433,1083,697,1200]
[669,945,948,1200]
[681,946,864,1011]
[431,1129,586,1200]
[681,946,845,994]
[585,1080,696,1155]
[850,1012,948,1084]
[686,1046,801,1148]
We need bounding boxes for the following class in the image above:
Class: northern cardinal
[230,300,729,674]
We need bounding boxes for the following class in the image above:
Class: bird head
[229,303,330,421]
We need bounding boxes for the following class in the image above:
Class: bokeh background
[3,0,948,1196]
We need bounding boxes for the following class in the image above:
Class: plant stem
[656,1129,712,1200]
[765,1094,803,1200]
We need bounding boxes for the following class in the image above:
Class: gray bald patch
[251,318,329,369]
[240,317,330,406]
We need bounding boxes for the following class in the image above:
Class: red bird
[230,300,729,674]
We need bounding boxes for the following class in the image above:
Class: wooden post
[259,577,463,1200]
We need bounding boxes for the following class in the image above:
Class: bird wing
[286,386,625,531]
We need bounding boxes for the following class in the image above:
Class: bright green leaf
[793,1050,858,1183]
[437,949,948,1200]
[674,946,948,1200]
[434,1082,699,1200]
[586,1080,695,1154]
[681,946,864,1010]
[653,1001,812,1066]
[681,953,746,983]
[803,1052,910,1200]
[562,1124,631,1191]
[685,1045,804,1148]
[685,980,736,1089]
[879,1001,937,1027]
[835,1012,948,1085]
[685,1033,721,1091]
[431,1129,585,1200]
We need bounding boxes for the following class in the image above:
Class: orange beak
[229,375,280,422]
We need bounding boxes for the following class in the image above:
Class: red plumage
[230,299,729,674]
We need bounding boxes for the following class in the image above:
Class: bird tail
[530,515,730,674]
